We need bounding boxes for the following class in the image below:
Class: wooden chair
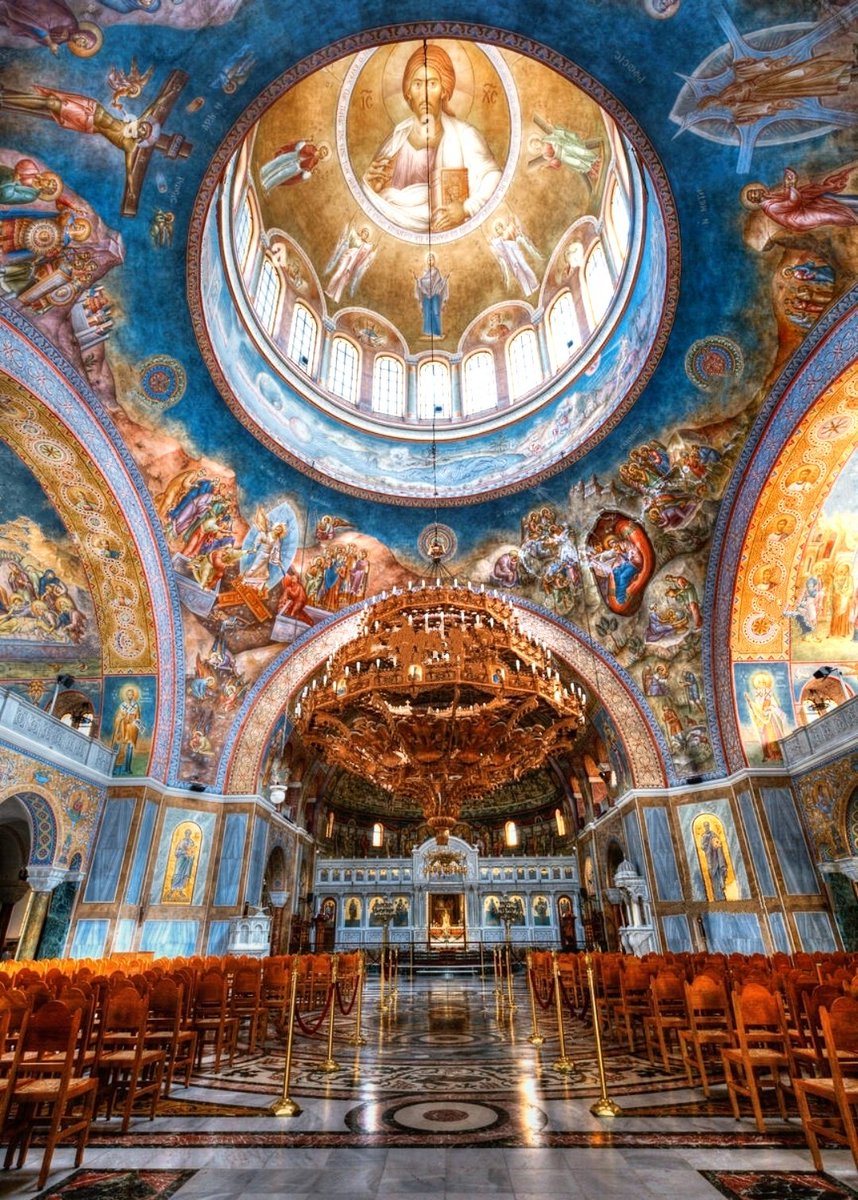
[95,984,165,1132]
[260,960,293,1046]
[721,983,793,1132]
[613,958,655,1054]
[794,996,858,1171]
[2,1000,98,1190]
[679,973,734,1096]
[643,970,687,1071]
[145,978,197,1096]
[230,965,263,1054]
[192,970,238,1072]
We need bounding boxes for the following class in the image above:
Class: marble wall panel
[215,812,248,907]
[83,797,135,903]
[662,914,692,952]
[124,799,157,906]
[623,808,645,876]
[69,919,109,959]
[737,790,776,897]
[113,918,137,952]
[760,787,819,896]
[207,920,231,955]
[701,911,765,955]
[643,807,682,901]
[140,919,200,958]
[794,909,838,952]
[768,909,791,954]
[244,817,268,906]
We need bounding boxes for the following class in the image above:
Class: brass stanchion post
[351,951,367,1046]
[526,951,544,1047]
[270,966,302,1116]
[321,954,340,1072]
[505,942,517,1011]
[585,950,621,1116]
[551,950,575,1074]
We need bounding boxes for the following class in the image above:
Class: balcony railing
[0,686,114,777]
[780,692,858,771]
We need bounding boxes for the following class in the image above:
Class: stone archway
[0,796,31,957]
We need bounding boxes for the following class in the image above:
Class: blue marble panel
[244,818,268,906]
[124,800,157,906]
[215,812,248,907]
[69,919,109,959]
[623,809,645,877]
[150,808,217,907]
[113,918,137,953]
[643,807,682,901]
[678,797,750,902]
[701,911,765,955]
[83,798,135,903]
[140,920,200,958]
[794,910,838,953]
[761,788,819,896]
[37,881,79,959]
[207,920,231,956]
[662,915,691,953]
[768,910,791,954]
[738,791,776,898]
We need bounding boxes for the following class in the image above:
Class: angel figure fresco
[324,223,377,303]
[107,59,153,109]
[259,140,329,192]
[528,114,602,189]
[239,502,299,595]
[488,214,541,296]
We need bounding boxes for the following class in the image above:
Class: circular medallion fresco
[192,27,677,503]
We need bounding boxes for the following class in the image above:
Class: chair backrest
[651,970,686,1010]
[104,984,148,1035]
[732,982,787,1049]
[824,995,858,1056]
[149,977,182,1020]
[21,999,82,1060]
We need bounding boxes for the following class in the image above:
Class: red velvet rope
[529,967,555,1011]
[335,973,359,1016]
[556,971,579,1016]
[293,981,335,1036]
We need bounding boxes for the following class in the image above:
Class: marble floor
[2,971,858,1198]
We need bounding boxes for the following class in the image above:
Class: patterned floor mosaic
[701,1171,858,1199]
[4,977,858,1199]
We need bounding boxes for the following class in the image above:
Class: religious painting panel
[733,662,795,767]
[101,676,157,777]
[532,894,551,926]
[428,893,465,946]
[679,799,749,903]
[483,894,502,927]
[150,807,216,908]
[392,895,409,927]
[343,896,362,927]
[586,511,655,617]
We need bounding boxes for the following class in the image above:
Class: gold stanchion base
[320,1058,340,1072]
[527,1034,545,1046]
[552,1057,576,1073]
[270,1097,303,1116]
[590,1097,622,1117]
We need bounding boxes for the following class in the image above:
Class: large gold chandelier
[292,583,587,843]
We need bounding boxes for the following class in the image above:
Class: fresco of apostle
[362,43,502,233]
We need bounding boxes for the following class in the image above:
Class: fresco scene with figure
[2,0,858,1028]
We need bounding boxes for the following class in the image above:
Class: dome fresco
[0,2,856,819]
[196,34,674,501]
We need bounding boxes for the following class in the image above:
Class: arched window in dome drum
[547,291,580,371]
[463,350,497,415]
[371,355,405,417]
[287,301,319,375]
[583,241,613,326]
[234,196,254,270]
[329,335,360,404]
[255,255,282,336]
[507,328,541,400]
[606,177,631,269]
[417,359,452,420]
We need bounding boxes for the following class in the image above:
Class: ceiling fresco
[0,0,856,808]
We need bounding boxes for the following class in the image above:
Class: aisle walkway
[2,973,857,1199]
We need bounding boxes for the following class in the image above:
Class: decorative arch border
[222,595,671,795]
[706,285,858,773]
[188,20,680,507]
[0,789,57,865]
[0,306,183,780]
